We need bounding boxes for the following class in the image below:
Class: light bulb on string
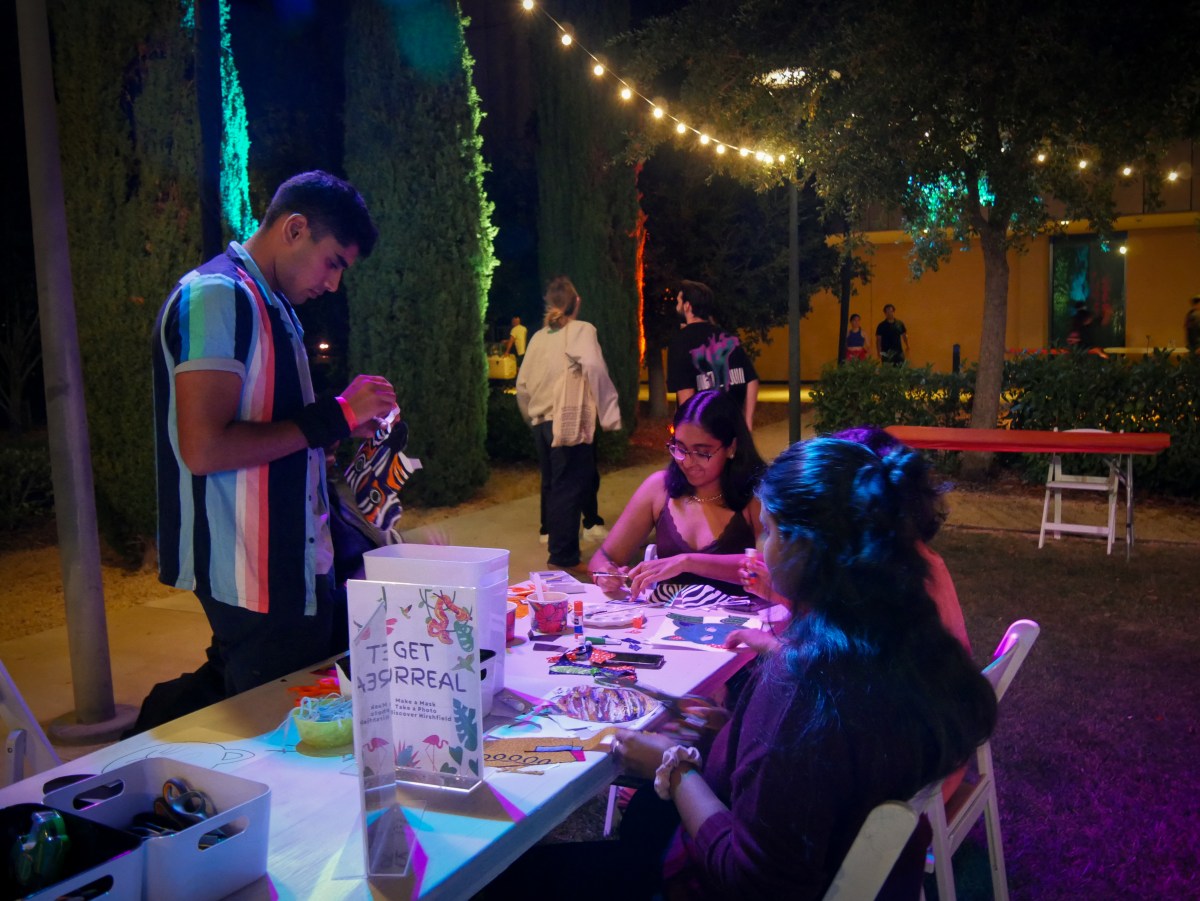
[1167,171,1180,182]
[1077,159,1088,170]
[1122,166,1133,177]
[523,3,793,169]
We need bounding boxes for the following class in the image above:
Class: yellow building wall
[753,215,1200,381]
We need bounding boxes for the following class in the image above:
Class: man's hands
[341,374,397,437]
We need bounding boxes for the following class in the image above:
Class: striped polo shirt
[153,242,331,615]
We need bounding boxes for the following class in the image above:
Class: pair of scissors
[153,778,217,830]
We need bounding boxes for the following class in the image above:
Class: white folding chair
[1039,429,1126,555]
[822,799,919,901]
[915,619,1040,901]
[1,658,62,787]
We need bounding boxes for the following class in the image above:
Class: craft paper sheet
[649,610,764,652]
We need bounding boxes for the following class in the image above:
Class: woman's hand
[660,699,731,745]
[723,627,782,656]
[611,729,684,780]
[738,555,773,600]
[591,566,630,596]
[626,554,689,599]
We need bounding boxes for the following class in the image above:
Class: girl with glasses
[588,390,765,600]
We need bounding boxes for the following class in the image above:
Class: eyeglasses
[666,442,724,463]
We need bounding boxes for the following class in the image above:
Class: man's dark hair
[262,170,378,258]
[883,304,896,314]
[679,280,717,320]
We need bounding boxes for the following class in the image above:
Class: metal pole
[788,180,801,443]
[16,0,129,733]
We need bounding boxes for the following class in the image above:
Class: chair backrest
[983,619,1040,702]
[822,800,919,901]
[0,658,62,786]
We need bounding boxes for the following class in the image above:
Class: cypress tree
[344,0,497,506]
[532,0,641,446]
[49,1,203,556]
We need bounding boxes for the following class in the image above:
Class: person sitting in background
[589,390,765,602]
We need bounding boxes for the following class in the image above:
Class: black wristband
[294,395,352,449]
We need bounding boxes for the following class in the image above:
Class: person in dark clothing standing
[875,304,909,364]
[667,280,759,431]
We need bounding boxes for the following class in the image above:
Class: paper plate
[581,605,640,629]
[546,685,657,724]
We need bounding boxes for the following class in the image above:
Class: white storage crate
[0,802,143,900]
[42,758,269,901]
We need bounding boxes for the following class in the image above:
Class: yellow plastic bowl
[292,708,354,749]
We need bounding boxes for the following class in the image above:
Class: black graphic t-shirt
[667,322,758,410]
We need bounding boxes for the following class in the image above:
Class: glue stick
[573,599,586,647]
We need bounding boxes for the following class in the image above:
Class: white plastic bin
[42,758,269,901]
[0,802,143,900]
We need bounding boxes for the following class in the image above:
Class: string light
[1122,166,1133,177]
[1078,159,1089,170]
[520,0,787,169]
[1167,171,1180,182]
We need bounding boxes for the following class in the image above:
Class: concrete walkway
[3,415,1197,763]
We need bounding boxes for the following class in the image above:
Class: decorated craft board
[649,610,764,652]
[348,580,484,793]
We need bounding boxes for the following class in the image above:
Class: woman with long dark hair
[588,389,765,600]
[610,437,997,899]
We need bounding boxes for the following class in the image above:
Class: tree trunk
[646,343,668,419]
[961,221,1011,478]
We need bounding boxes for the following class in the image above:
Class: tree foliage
[622,0,1200,441]
[344,0,497,505]
[49,0,203,553]
[639,144,838,356]
[533,0,641,442]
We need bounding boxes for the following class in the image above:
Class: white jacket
[516,319,622,432]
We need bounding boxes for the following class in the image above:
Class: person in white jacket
[517,276,622,569]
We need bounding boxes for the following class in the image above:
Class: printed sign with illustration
[348,580,484,791]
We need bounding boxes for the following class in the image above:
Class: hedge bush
[486,388,537,463]
[1005,351,1200,497]
[811,351,1200,499]
[811,358,975,433]
[0,441,53,532]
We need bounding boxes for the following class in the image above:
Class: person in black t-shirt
[875,304,909,364]
[667,280,759,431]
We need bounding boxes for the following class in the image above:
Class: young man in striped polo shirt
[150,171,396,715]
